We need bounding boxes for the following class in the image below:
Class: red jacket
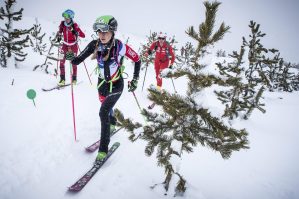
[58,21,85,43]
[148,41,175,65]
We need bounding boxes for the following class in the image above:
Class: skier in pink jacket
[56,9,85,86]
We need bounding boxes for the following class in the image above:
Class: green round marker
[27,89,37,107]
[27,89,36,99]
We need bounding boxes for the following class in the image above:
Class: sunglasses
[63,13,70,19]
[93,22,110,33]
[158,37,165,40]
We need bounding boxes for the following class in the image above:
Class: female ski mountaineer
[71,15,141,161]
[56,9,85,85]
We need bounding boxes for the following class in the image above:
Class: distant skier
[71,15,141,161]
[144,32,175,91]
[55,9,85,86]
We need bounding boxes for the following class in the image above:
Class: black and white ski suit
[72,38,141,153]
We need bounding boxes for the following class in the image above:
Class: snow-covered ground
[1,1,299,198]
[1,42,299,199]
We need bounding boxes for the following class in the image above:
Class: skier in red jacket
[144,32,175,91]
[56,9,85,86]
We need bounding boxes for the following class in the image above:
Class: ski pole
[89,67,97,78]
[56,47,60,78]
[131,90,148,124]
[142,61,149,91]
[78,46,92,85]
[171,77,177,93]
[132,91,142,112]
[70,61,77,141]
[65,29,77,141]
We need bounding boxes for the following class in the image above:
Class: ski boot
[72,76,77,85]
[149,84,163,93]
[96,151,107,161]
[110,124,116,132]
[58,75,65,86]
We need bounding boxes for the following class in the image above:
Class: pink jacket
[58,21,85,43]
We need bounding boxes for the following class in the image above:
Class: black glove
[70,27,78,36]
[66,51,75,61]
[169,65,173,69]
[57,35,62,42]
[54,34,62,43]
[72,30,78,36]
[128,78,138,92]
[71,55,83,65]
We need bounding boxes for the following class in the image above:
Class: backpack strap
[154,41,158,51]
[155,41,170,52]
[110,39,125,81]
[97,39,125,93]
[113,39,120,66]
[155,41,171,59]
[165,41,170,58]
[91,39,100,60]
[71,23,78,39]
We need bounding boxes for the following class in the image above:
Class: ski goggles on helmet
[62,12,70,19]
[93,22,110,33]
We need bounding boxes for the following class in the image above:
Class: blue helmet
[62,9,75,19]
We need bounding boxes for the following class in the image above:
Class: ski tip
[85,148,94,153]
[113,142,120,147]
[68,186,81,192]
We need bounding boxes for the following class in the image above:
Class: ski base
[85,127,123,153]
[68,142,120,192]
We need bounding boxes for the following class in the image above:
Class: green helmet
[93,15,118,32]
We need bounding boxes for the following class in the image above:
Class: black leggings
[98,78,123,153]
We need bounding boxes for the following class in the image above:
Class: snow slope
[1,9,299,199]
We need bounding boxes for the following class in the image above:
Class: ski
[148,102,156,109]
[42,83,71,91]
[85,127,123,152]
[68,142,120,192]
[42,81,82,92]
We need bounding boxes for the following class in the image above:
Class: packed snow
[1,1,299,199]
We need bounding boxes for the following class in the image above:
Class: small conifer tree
[115,1,249,195]
[0,0,33,67]
[215,46,266,120]
[30,18,46,55]
[242,21,298,92]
